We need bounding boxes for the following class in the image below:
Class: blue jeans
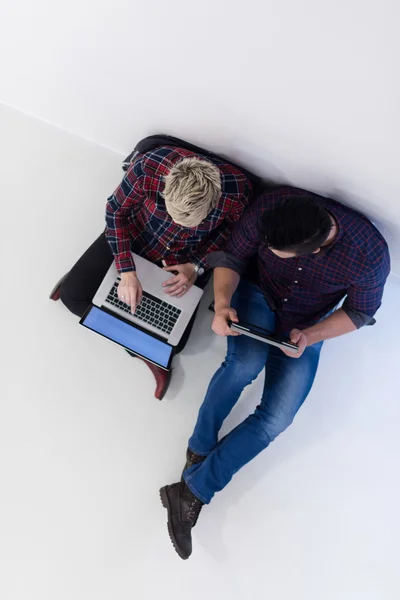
[184,279,323,504]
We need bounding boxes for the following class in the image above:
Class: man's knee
[223,354,266,387]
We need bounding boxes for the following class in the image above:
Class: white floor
[1,103,400,600]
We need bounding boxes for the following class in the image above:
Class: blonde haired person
[59,146,253,352]
[164,156,223,228]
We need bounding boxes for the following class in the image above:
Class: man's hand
[280,328,308,358]
[212,306,241,337]
[117,271,143,314]
[162,263,197,297]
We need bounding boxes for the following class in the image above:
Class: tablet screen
[81,306,173,369]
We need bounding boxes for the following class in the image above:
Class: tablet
[230,321,299,353]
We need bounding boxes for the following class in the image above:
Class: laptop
[91,253,203,347]
[80,304,175,370]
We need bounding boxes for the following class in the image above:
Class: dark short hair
[261,195,332,256]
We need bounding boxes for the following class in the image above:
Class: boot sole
[159,486,189,561]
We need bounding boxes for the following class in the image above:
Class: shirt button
[166,245,170,250]
[298,267,303,271]
[284,298,288,302]
[294,280,298,284]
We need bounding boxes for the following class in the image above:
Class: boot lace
[187,497,203,526]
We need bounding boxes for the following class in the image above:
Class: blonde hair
[163,157,222,227]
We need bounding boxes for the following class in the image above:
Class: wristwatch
[191,263,205,277]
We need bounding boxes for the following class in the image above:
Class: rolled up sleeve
[343,247,391,328]
[207,250,248,274]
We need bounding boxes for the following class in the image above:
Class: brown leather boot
[160,482,203,560]
[126,351,172,400]
[49,273,68,301]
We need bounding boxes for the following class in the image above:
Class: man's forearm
[213,267,241,310]
[302,308,357,345]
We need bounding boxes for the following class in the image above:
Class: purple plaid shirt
[210,187,390,332]
[105,146,252,273]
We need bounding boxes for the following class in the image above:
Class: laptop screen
[81,306,173,369]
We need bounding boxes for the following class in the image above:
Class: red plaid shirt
[105,146,252,273]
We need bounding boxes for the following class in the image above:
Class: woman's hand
[162,263,197,297]
[117,271,143,314]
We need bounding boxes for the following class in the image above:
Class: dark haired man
[160,187,390,560]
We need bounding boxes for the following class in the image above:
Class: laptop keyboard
[105,280,182,336]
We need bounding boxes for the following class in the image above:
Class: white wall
[0,0,399,271]
[0,0,400,273]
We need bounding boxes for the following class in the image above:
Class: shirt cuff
[342,299,376,329]
[162,255,210,271]
[179,254,209,271]
[206,250,248,275]
[114,252,136,273]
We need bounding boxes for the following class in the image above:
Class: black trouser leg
[60,232,113,317]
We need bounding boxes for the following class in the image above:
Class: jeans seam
[184,475,210,505]
[188,444,209,457]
